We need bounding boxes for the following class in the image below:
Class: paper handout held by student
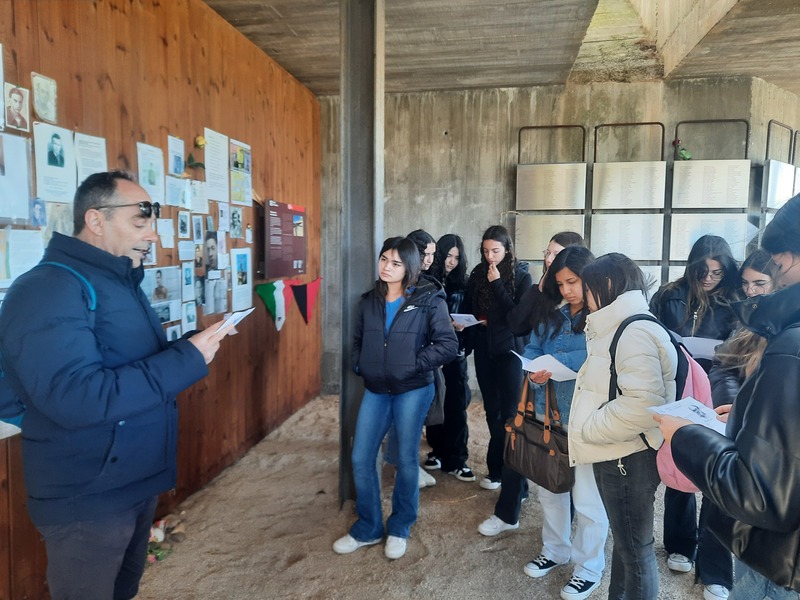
[216,306,256,333]
[450,313,485,327]
[650,397,727,435]
[510,351,578,382]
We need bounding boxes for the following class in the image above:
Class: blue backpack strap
[37,261,97,311]
[0,261,98,425]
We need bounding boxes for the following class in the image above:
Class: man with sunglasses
[0,171,235,600]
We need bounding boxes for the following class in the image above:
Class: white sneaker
[384,535,407,559]
[703,585,730,600]
[667,552,693,573]
[477,514,519,537]
[479,476,501,490]
[418,466,436,488]
[332,534,380,554]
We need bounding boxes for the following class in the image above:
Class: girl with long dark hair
[650,235,738,599]
[333,237,457,560]
[423,234,475,480]
[463,225,533,489]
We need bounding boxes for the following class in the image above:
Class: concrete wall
[320,76,800,393]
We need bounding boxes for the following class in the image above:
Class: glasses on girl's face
[542,249,559,260]
[95,201,161,218]
[700,269,724,281]
[741,280,771,294]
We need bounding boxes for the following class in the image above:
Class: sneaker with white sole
[667,552,693,573]
[448,466,476,482]
[523,554,563,578]
[423,454,441,470]
[418,466,436,488]
[332,534,381,554]
[560,575,600,600]
[477,514,519,537]
[384,535,407,559]
[703,584,730,600]
[479,476,501,490]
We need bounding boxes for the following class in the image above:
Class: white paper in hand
[510,351,578,382]
[216,307,256,333]
[650,397,727,435]
[450,313,485,327]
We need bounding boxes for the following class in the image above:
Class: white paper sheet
[650,397,726,435]
[74,132,108,186]
[0,133,32,219]
[511,351,577,382]
[136,142,165,204]
[231,248,252,311]
[681,336,723,361]
[167,135,185,177]
[450,313,484,327]
[204,127,229,203]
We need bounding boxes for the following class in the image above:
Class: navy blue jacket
[0,233,208,526]
[352,278,458,394]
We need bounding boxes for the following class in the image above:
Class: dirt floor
[137,395,710,600]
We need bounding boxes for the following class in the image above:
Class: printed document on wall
[136,142,165,205]
[74,133,108,185]
[204,128,229,203]
[0,133,32,219]
[231,248,252,311]
[33,123,77,203]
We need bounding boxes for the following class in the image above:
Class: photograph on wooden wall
[194,275,205,307]
[181,301,197,331]
[178,211,190,238]
[33,123,76,203]
[204,230,219,275]
[165,324,182,342]
[192,214,204,244]
[230,207,243,239]
[167,135,185,177]
[29,198,46,228]
[231,247,252,311]
[181,261,195,301]
[31,73,57,124]
[204,277,227,315]
[4,83,29,132]
[142,266,181,305]
[217,201,230,233]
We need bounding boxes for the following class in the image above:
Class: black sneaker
[447,466,476,482]
[523,554,563,578]
[560,576,600,600]
[423,454,441,470]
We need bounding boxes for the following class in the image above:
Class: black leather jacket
[672,283,800,591]
[352,277,458,394]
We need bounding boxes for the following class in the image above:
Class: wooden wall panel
[0,0,321,596]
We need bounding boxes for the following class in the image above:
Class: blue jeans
[37,496,158,600]
[350,384,434,541]
[593,449,661,600]
[729,559,799,600]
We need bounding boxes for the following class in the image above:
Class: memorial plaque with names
[592,161,666,209]
[516,163,586,210]
[669,213,753,262]
[672,159,750,209]
[764,159,795,209]
[514,214,585,261]
[590,213,663,260]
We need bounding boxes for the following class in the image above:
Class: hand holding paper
[450,313,485,328]
[511,351,577,382]
[650,397,726,435]
[216,307,256,333]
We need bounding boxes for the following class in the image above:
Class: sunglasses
[95,201,161,218]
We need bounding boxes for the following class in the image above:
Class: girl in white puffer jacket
[568,253,677,600]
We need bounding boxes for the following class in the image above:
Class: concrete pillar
[339,0,384,504]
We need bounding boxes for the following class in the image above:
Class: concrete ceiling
[203,0,800,98]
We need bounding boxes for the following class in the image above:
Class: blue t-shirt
[385,297,404,334]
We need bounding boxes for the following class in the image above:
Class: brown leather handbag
[503,379,574,493]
